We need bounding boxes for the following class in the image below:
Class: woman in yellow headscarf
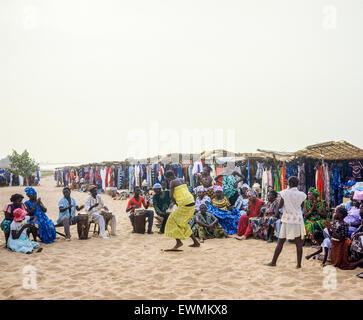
[164,170,200,250]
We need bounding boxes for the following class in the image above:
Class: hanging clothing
[349,160,363,179]
[100,167,107,191]
[316,166,325,201]
[281,162,286,190]
[297,163,306,193]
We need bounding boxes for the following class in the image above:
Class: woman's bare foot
[189,243,200,247]
[36,248,43,253]
[296,264,301,269]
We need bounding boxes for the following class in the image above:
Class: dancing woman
[164,170,200,250]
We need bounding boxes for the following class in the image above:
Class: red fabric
[237,215,252,237]
[331,239,355,270]
[237,199,264,237]
[108,167,113,187]
[105,168,109,188]
[126,196,147,211]
[95,167,101,181]
[316,167,325,200]
[249,198,265,217]
[281,162,286,190]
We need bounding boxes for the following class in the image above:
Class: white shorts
[279,222,306,240]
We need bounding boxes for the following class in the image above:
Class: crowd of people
[1,168,363,273]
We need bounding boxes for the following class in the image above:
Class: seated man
[56,187,84,240]
[196,204,229,243]
[126,187,154,234]
[85,185,119,239]
[152,183,171,234]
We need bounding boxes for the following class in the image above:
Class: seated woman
[194,186,211,213]
[234,185,250,215]
[195,166,215,200]
[215,171,244,206]
[344,199,361,237]
[349,202,363,265]
[236,190,265,240]
[304,188,328,240]
[195,204,228,243]
[24,187,56,244]
[249,190,279,242]
[211,186,233,211]
[7,208,42,254]
[205,186,240,235]
[1,194,30,247]
[328,206,363,270]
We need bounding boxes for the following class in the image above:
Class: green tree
[8,150,39,186]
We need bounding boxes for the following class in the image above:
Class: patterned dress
[304,200,327,239]
[164,184,195,240]
[250,199,279,240]
[195,211,225,239]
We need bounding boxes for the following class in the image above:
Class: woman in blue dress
[24,187,56,244]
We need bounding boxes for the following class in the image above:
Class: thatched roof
[256,149,295,162]
[293,141,363,160]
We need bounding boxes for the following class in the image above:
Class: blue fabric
[58,197,77,224]
[24,187,37,196]
[285,162,298,178]
[206,202,241,235]
[25,200,56,244]
[247,160,251,187]
[7,232,40,253]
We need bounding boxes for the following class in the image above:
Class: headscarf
[308,187,320,198]
[195,186,205,193]
[24,187,37,197]
[247,190,257,197]
[153,183,162,190]
[241,183,250,190]
[214,185,223,192]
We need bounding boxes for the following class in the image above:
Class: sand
[0,176,362,300]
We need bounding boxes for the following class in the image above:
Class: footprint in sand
[279,282,295,288]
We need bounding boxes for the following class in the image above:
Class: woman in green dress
[304,187,328,240]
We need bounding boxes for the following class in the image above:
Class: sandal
[356,272,363,279]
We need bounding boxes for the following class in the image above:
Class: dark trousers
[159,213,170,234]
[129,210,154,233]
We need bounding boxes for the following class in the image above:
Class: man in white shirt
[85,185,119,239]
[266,176,307,268]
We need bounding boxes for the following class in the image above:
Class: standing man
[266,176,307,268]
[85,185,119,239]
[56,187,84,241]
[126,186,154,234]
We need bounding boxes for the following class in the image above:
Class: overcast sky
[1,0,362,163]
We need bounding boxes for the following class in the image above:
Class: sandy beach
[0,176,362,300]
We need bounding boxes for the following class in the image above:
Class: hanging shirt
[349,160,363,179]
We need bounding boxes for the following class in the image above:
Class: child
[329,206,362,270]
[305,231,331,266]
[7,208,42,254]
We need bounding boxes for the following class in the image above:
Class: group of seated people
[124,165,363,269]
[2,168,363,271]
[1,186,119,254]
